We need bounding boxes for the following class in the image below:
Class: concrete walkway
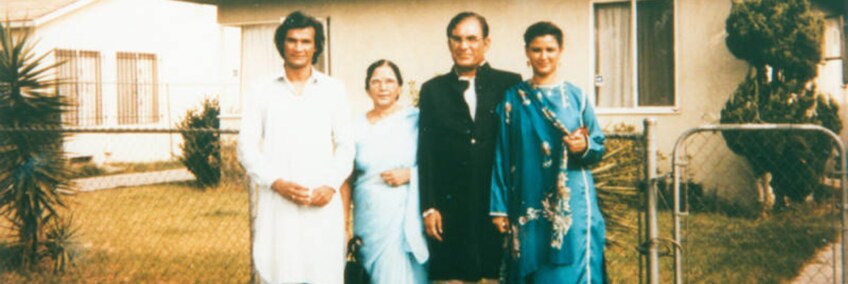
[73,168,194,192]
[792,241,842,283]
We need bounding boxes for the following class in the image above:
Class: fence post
[841,139,848,284]
[248,180,258,284]
[644,118,659,284]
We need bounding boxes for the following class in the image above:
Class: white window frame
[54,49,104,126]
[590,0,679,115]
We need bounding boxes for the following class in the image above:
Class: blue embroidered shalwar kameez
[490,81,607,284]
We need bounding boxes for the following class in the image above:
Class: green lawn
[0,182,251,283]
[605,202,839,283]
[0,183,839,283]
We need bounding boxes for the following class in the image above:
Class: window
[55,49,102,126]
[818,16,845,102]
[117,52,159,125]
[841,15,848,84]
[823,16,844,85]
[594,0,675,109]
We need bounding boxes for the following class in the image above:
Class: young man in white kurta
[237,11,353,284]
[239,69,352,283]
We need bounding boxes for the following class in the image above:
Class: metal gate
[655,124,847,283]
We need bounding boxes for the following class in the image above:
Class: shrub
[219,141,246,190]
[178,98,221,188]
[720,0,842,207]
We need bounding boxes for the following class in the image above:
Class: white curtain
[241,24,285,94]
[136,54,158,125]
[595,3,632,108]
[56,50,103,126]
[116,52,158,125]
[77,52,101,126]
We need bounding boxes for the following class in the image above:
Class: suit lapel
[474,64,495,121]
[444,69,473,121]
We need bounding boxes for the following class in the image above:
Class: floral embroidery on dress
[513,82,575,251]
[517,89,531,106]
[504,102,512,124]
[541,141,552,168]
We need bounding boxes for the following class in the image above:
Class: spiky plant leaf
[0,20,74,271]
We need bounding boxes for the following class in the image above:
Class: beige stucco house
[186,0,846,202]
[2,0,240,163]
[194,0,845,148]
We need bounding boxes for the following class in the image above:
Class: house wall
[218,0,747,152]
[26,0,240,163]
[218,0,847,202]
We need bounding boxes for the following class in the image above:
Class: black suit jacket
[418,63,522,280]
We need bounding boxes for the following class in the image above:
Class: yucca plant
[43,215,77,273]
[0,20,73,270]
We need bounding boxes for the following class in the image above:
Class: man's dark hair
[274,11,325,64]
[446,12,489,38]
[523,21,563,48]
[365,59,404,90]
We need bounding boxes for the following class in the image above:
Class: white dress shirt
[459,76,477,121]
[238,69,354,284]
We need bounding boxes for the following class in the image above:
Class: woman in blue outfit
[490,22,608,284]
[341,59,429,284]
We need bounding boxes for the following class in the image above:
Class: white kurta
[238,69,354,284]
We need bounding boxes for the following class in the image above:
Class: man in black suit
[418,11,522,283]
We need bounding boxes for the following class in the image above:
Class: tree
[721,0,842,207]
[0,21,73,270]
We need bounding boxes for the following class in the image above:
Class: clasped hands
[272,168,409,206]
[381,168,410,187]
[563,127,589,154]
[272,179,335,207]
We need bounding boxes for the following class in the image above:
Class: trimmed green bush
[178,98,221,188]
[721,0,842,206]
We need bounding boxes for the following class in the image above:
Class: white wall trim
[35,0,98,27]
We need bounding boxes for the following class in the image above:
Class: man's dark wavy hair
[446,12,489,38]
[274,11,325,64]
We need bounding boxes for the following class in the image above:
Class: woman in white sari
[342,59,428,284]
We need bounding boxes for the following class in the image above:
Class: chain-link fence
[0,124,655,283]
[594,123,650,283]
[664,124,846,283]
[0,128,250,283]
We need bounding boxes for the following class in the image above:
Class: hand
[492,216,510,234]
[381,168,411,187]
[272,179,311,205]
[423,209,444,242]
[563,127,588,154]
[310,186,336,207]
